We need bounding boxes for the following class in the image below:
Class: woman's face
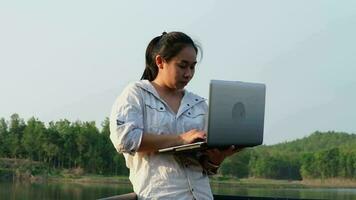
[159,46,197,90]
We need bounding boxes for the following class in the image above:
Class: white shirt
[110,80,213,200]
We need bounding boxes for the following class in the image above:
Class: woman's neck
[151,79,184,114]
[151,79,184,97]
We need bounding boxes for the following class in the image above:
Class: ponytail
[140,35,162,81]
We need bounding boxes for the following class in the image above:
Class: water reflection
[212,186,356,200]
[0,180,132,200]
[1,180,356,200]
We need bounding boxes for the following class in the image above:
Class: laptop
[158,80,266,153]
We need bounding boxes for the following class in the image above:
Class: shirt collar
[135,80,206,114]
[178,91,206,116]
[135,80,161,100]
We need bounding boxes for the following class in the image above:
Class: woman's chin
[177,83,188,89]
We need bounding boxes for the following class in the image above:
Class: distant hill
[266,131,356,153]
[221,131,356,180]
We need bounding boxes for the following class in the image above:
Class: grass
[301,178,356,188]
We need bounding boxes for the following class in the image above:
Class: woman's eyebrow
[180,60,197,64]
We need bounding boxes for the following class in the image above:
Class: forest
[1,114,356,180]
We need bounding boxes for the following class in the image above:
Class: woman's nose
[184,69,193,78]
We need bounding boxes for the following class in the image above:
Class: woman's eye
[177,62,195,69]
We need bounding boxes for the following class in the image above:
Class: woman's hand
[138,129,205,153]
[178,129,206,145]
[204,145,243,165]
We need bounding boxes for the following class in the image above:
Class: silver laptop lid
[207,80,266,147]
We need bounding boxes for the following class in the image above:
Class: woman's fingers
[191,130,206,142]
[179,129,206,144]
[197,131,206,139]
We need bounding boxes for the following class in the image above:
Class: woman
[110,31,240,200]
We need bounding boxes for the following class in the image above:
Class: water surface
[1,180,356,200]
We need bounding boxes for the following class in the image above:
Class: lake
[1,180,356,200]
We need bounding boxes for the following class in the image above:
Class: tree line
[0,114,128,175]
[1,114,355,180]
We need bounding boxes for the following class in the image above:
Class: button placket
[184,166,195,197]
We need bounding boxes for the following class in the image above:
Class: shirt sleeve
[109,83,144,155]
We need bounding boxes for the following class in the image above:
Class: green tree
[300,153,319,179]
[53,119,77,168]
[0,118,9,157]
[42,124,61,168]
[344,151,356,178]
[113,153,129,176]
[8,114,26,158]
[220,149,250,178]
[315,148,339,178]
[74,121,101,172]
[22,117,45,160]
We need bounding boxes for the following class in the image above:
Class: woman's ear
[155,55,164,69]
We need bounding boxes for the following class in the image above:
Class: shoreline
[24,175,356,189]
[1,156,355,188]
[210,177,356,189]
[47,175,131,185]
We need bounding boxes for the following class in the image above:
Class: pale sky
[1,0,355,144]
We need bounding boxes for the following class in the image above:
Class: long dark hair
[140,31,200,81]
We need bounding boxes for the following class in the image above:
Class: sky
[1,0,355,145]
